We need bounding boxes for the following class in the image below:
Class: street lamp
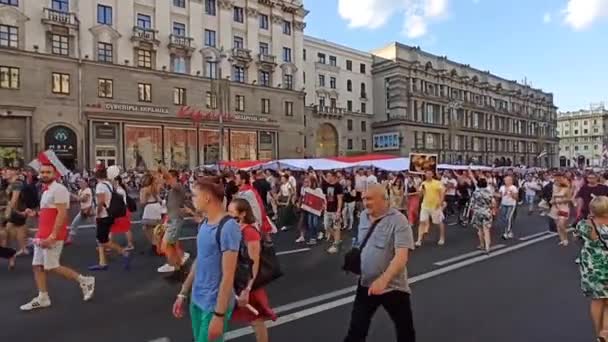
[447,100,463,164]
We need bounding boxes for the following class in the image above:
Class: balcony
[168,34,195,55]
[312,105,347,118]
[232,48,252,63]
[258,53,277,66]
[131,26,159,46]
[42,8,78,28]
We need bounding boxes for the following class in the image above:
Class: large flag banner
[301,188,325,216]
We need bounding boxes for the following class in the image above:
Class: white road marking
[519,231,550,241]
[224,232,559,340]
[433,244,506,266]
[276,248,310,256]
[273,285,357,314]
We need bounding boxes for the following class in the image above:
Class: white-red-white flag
[301,188,325,216]
[28,150,69,176]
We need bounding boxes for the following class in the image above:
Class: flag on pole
[537,150,547,159]
[28,150,69,176]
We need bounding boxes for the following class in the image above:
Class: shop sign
[45,125,77,159]
[86,102,169,115]
[177,106,276,124]
[95,124,117,140]
[373,132,400,151]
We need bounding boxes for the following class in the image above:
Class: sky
[303,0,608,112]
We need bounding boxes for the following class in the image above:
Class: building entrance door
[95,146,117,167]
[315,123,338,157]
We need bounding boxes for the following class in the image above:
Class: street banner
[301,188,325,216]
[409,153,438,174]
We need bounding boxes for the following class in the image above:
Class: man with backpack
[5,167,36,256]
[88,166,132,271]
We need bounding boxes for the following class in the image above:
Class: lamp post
[447,100,463,164]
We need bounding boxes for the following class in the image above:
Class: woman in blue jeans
[301,176,325,245]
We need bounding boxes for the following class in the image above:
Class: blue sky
[304,0,608,112]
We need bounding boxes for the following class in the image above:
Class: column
[270,12,283,86]
[246,6,260,84]
[293,20,305,90]
[116,0,135,64]
[155,0,171,69]
[218,0,234,77]
[190,0,204,76]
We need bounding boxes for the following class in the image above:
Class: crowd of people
[3,162,608,341]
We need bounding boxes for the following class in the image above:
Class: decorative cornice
[246,7,258,18]
[294,21,306,31]
[271,14,284,24]
[218,0,233,10]
[89,24,122,40]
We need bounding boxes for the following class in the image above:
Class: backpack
[20,182,40,209]
[103,183,127,220]
[215,216,254,294]
[125,194,137,212]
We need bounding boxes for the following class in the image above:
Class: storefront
[0,115,31,168]
[86,102,279,170]
[44,125,78,170]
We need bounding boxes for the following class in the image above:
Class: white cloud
[472,0,480,4]
[337,0,449,38]
[563,0,608,30]
[543,12,552,23]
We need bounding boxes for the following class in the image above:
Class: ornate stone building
[557,104,608,167]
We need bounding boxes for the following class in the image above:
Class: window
[172,55,187,73]
[205,61,218,79]
[205,91,217,109]
[97,42,113,63]
[318,74,325,87]
[97,4,112,25]
[0,25,18,48]
[259,71,270,86]
[137,14,151,29]
[584,129,589,134]
[303,72,305,84]
[317,53,326,64]
[204,30,216,47]
[283,20,291,35]
[0,66,19,89]
[574,121,579,126]
[284,74,293,90]
[584,145,589,150]
[136,49,152,68]
[330,98,336,108]
[205,0,216,15]
[360,83,366,98]
[594,128,599,133]
[0,0,18,6]
[173,0,185,8]
[173,22,186,36]
[565,146,569,151]
[98,78,113,98]
[360,63,366,74]
[52,0,68,12]
[347,119,353,131]
[138,83,151,102]
[330,77,336,89]
[347,139,353,150]
[235,95,245,111]
[346,60,352,71]
[233,6,244,23]
[174,88,186,105]
[319,96,325,108]
[595,145,599,150]
[360,121,367,132]
[347,100,352,111]
[347,80,352,92]
[329,56,337,66]
[233,36,244,49]
[303,49,306,61]
[259,42,269,55]
[261,98,270,114]
[584,120,588,125]
[51,34,69,55]
[52,72,70,94]
[285,101,293,116]
[574,146,579,151]
[574,129,579,135]
[361,103,366,113]
[282,47,292,62]
[233,66,245,83]
[259,14,269,29]
[361,139,367,151]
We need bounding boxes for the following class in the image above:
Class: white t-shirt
[288,176,297,190]
[366,175,378,185]
[354,175,367,192]
[499,185,518,206]
[280,183,294,197]
[442,177,457,196]
[95,181,113,218]
[41,181,70,209]
[524,181,540,196]
[78,188,93,209]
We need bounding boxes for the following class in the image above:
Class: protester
[523,174,541,215]
[20,163,95,311]
[276,174,296,233]
[342,177,357,231]
[140,173,163,254]
[67,177,94,245]
[470,178,495,254]
[388,176,405,212]
[497,175,518,240]
[405,175,421,225]
[343,184,416,341]
[236,171,273,237]
[550,173,573,246]
[5,167,30,256]
[416,170,445,247]
[110,175,134,251]
[576,172,608,221]
[301,176,325,245]
[322,171,344,253]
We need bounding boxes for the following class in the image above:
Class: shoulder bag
[342,217,385,275]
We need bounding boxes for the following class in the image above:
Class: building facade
[0,0,308,169]
[557,105,608,167]
[302,36,374,157]
[371,43,559,167]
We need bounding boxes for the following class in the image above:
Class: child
[228,198,276,342]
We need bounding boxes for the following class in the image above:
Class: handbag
[342,217,385,275]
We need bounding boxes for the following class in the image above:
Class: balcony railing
[313,105,347,117]
[132,26,158,43]
[169,34,193,49]
[42,8,78,26]
[232,48,252,61]
[258,53,276,64]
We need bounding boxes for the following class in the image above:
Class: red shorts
[111,210,131,234]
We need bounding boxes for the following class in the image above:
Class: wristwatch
[213,311,225,317]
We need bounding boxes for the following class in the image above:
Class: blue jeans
[69,211,94,237]
[305,212,320,241]
[499,205,516,236]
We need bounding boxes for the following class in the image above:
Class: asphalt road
[0,209,594,342]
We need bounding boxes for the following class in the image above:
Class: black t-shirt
[225,180,239,204]
[322,181,343,213]
[576,184,608,217]
[343,186,355,203]
[253,178,271,204]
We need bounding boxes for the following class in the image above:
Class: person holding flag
[235,171,274,238]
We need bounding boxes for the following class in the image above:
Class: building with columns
[0,0,308,169]
[557,104,608,168]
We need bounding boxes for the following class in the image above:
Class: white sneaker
[317,232,324,240]
[20,296,51,311]
[415,240,422,247]
[181,253,190,264]
[280,226,288,232]
[437,239,445,246]
[327,245,338,254]
[157,263,175,273]
[79,276,96,301]
[295,236,305,243]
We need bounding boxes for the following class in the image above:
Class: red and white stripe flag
[29,150,69,176]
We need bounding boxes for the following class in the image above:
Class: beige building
[557,104,608,167]
[0,0,308,169]
[371,43,559,167]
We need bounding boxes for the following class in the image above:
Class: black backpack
[215,216,254,294]
[20,182,40,209]
[103,183,127,220]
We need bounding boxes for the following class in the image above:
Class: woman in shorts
[140,173,163,254]
[470,178,495,254]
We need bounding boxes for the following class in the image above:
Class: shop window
[52,72,70,94]
[164,128,197,170]
[259,131,276,160]
[230,131,257,160]
[51,34,69,55]
[0,25,18,48]
[138,83,151,102]
[284,101,293,116]
[174,87,186,105]
[261,98,270,114]
[0,147,24,168]
[235,95,245,112]
[125,125,162,170]
[0,66,19,89]
[98,78,113,98]
[199,129,228,163]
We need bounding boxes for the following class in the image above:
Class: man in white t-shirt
[441,172,458,217]
[67,178,94,244]
[497,176,518,240]
[522,175,541,214]
[365,170,378,186]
